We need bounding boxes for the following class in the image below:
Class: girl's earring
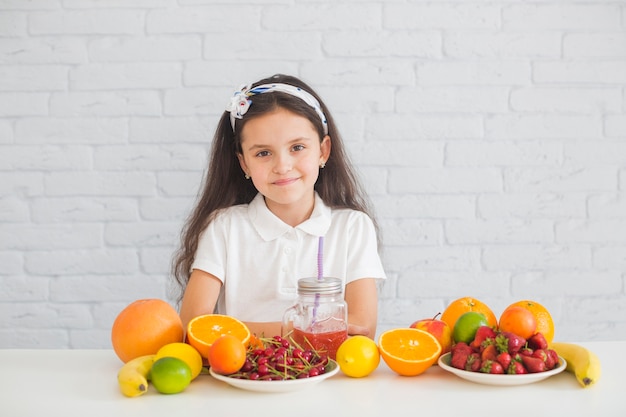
[245,173,250,179]
[320,162,326,169]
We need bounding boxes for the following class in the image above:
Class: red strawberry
[480,360,504,374]
[496,352,512,369]
[481,344,498,362]
[528,332,549,350]
[520,355,547,373]
[547,349,560,369]
[519,347,534,357]
[450,351,469,369]
[507,361,527,375]
[532,348,548,362]
[495,331,526,354]
[465,352,481,372]
[451,341,472,354]
[450,342,473,369]
[470,326,497,351]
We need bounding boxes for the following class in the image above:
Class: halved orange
[378,328,441,376]
[186,314,251,358]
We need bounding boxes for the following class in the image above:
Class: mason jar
[282,277,348,360]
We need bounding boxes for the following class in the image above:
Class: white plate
[438,352,566,386]
[209,359,339,393]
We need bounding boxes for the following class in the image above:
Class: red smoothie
[292,328,348,360]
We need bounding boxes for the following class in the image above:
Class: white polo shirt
[191,192,386,322]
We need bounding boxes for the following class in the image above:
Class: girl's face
[237,107,331,222]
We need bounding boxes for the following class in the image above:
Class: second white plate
[438,352,566,386]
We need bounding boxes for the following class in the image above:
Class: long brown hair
[171,74,380,304]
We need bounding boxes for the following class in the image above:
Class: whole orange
[440,297,497,332]
[498,306,537,339]
[208,334,247,375]
[508,300,555,344]
[111,299,184,363]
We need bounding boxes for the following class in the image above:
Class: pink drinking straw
[317,236,324,280]
[311,236,324,327]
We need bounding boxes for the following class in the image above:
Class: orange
[440,297,497,331]
[508,300,555,344]
[186,314,251,359]
[111,299,184,363]
[378,328,441,376]
[498,306,537,339]
[207,334,247,375]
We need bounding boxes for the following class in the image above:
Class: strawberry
[520,355,547,373]
[527,332,549,350]
[465,352,481,372]
[532,348,558,370]
[519,347,534,357]
[532,348,548,362]
[496,351,512,369]
[450,342,473,369]
[547,349,560,369]
[507,361,527,375]
[480,360,504,374]
[470,326,497,351]
[495,331,526,354]
[481,344,497,362]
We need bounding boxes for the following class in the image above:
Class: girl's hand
[348,323,370,337]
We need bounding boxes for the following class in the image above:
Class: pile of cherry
[450,326,561,374]
[227,335,331,380]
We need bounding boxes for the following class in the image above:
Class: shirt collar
[248,192,331,241]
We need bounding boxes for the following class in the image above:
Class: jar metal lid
[297,277,342,295]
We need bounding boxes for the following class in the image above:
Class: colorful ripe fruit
[440,297,497,332]
[208,334,247,375]
[335,335,380,378]
[378,328,441,376]
[498,306,537,340]
[507,300,555,344]
[111,299,184,363]
[186,314,251,359]
[410,313,452,356]
[452,311,489,344]
[155,342,203,380]
[149,357,192,394]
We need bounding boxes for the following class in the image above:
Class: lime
[155,342,203,380]
[452,311,488,343]
[335,335,380,378]
[150,357,192,394]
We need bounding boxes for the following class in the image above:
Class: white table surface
[1,341,622,417]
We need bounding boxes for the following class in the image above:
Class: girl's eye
[292,144,305,152]
[255,150,270,157]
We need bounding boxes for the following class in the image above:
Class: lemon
[150,357,192,394]
[155,342,203,380]
[452,311,488,343]
[335,335,380,378]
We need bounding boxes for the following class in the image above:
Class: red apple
[410,313,452,355]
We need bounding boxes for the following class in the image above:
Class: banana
[551,342,601,388]
[117,354,156,397]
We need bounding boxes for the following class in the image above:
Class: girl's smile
[237,108,331,226]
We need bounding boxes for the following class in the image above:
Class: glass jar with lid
[282,277,348,360]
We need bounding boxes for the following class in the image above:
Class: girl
[172,74,386,339]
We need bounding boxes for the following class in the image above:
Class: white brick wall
[1,0,625,348]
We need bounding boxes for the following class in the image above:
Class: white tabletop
[1,341,622,417]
